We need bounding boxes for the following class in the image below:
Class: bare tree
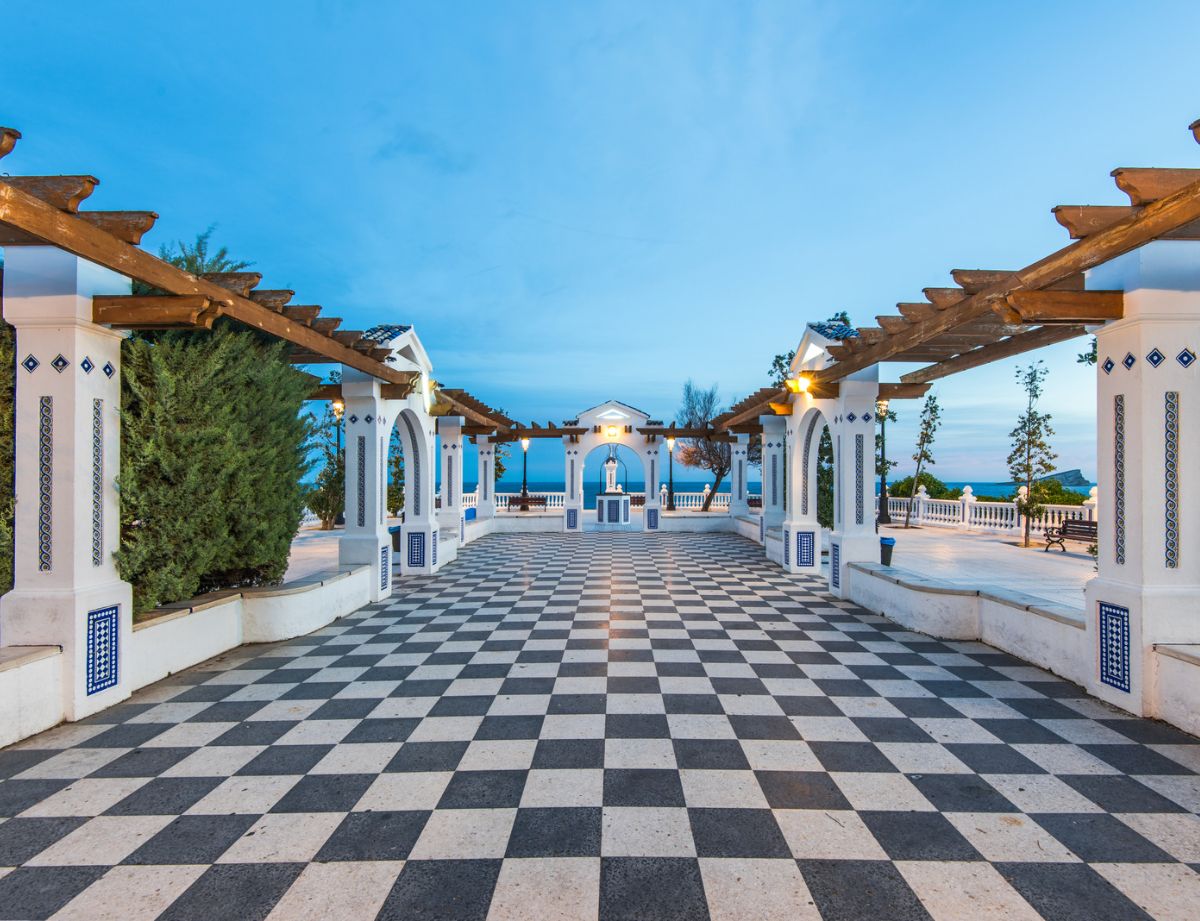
[677,380,731,511]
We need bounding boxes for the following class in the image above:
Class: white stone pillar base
[1,580,133,721]
[781,521,823,575]
[643,503,661,531]
[828,532,876,598]
[399,522,446,575]
[338,533,394,602]
[564,504,583,532]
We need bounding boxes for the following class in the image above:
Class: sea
[473,480,750,508]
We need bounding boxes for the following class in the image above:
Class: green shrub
[0,320,13,594]
[890,471,953,499]
[116,329,313,613]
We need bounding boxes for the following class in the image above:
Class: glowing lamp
[331,398,345,417]
[665,436,676,451]
[520,437,531,451]
[606,424,619,439]
[784,375,810,394]
[876,398,890,415]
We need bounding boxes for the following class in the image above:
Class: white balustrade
[495,491,567,510]
[463,491,478,510]
[872,484,1095,536]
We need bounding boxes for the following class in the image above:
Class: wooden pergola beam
[878,382,931,401]
[0,178,413,384]
[1054,204,1200,240]
[922,288,968,308]
[283,304,321,324]
[3,176,98,212]
[93,294,216,329]
[817,158,1200,383]
[250,290,294,310]
[76,211,158,245]
[1112,168,1200,206]
[1003,290,1124,325]
[0,127,20,160]
[900,326,1087,384]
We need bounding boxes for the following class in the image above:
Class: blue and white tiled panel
[1099,602,1131,693]
[407,531,426,568]
[646,508,658,530]
[566,508,579,530]
[85,605,120,695]
[380,545,390,592]
[797,530,815,568]
[830,542,841,589]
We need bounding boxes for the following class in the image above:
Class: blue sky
[4,0,1199,482]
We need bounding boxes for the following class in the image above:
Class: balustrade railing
[495,491,567,510]
[463,491,478,510]
[874,485,1097,536]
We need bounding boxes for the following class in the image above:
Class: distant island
[1021,468,1090,488]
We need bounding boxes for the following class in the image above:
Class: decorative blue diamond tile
[1102,357,1115,375]
[1178,349,1196,369]
[862,412,872,423]
[1146,348,1165,368]
[1122,352,1137,370]
[846,413,857,423]
[348,414,358,424]
[80,356,95,375]
[364,414,374,424]
[102,361,116,378]
[51,354,70,373]
[21,354,40,373]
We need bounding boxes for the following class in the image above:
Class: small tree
[307,400,345,529]
[1008,361,1057,547]
[903,394,942,528]
[1077,338,1097,366]
[387,427,406,516]
[768,350,796,387]
[677,380,731,510]
[493,409,512,482]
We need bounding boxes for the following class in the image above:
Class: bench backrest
[1060,519,1096,535]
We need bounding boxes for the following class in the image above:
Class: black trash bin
[880,536,896,566]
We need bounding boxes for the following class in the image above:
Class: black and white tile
[1,532,1198,920]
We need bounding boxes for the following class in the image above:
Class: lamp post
[519,437,531,511]
[876,398,891,525]
[332,398,345,526]
[666,436,676,511]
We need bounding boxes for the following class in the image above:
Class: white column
[728,434,750,518]
[782,410,823,575]
[0,247,133,720]
[394,409,440,574]
[437,416,465,544]
[826,369,880,597]
[338,373,393,601]
[1084,241,1200,716]
[760,416,787,535]
[642,444,661,531]
[475,437,496,520]
[563,438,583,532]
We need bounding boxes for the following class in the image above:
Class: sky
[4,0,1200,482]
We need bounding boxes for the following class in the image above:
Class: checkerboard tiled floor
[2,532,1199,920]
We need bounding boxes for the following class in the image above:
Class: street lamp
[876,398,891,526]
[519,437,531,511]
[331,398,345,526]
[666,436,676,511]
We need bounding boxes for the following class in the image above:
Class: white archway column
[641,442,661,531]
[563,438,583,532]
[782,409,824,575]
[1084,241,1200,716]
[474,437,496,521]
[760,417,787,540]
[338,374,393,601]
[825,368,880,596]
[396,409,441,575]
[728,434,751,518]
[437,416,465,545]
[0,247,134,720]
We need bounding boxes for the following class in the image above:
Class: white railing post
[1014,486,1027,535]
[960,485,975,530]
[1083,485,1098,522]
[914,485,927,524]
[660,483,668,508]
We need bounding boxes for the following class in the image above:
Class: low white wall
[243,567,371,643]
[0,647,64,748]
[764,527,784,565]
[129,596,244,690]
[734,515,762,543]
[660,513,738,533]
[491,512,566,533]
[1152,646,1200,737]
[846,563,1088,685]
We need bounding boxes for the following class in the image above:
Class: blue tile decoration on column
[801,415,818,516]
[759,514,765,542]
[51,354,69,373]
[647,508,658,530]
[92,399,103,567]
[1165,391,1179,569]
[1098,602,1131,693]
[483,457,490,501]
[21,354,40,373]
[797,531,815,568]
[1114,395,1126,565]
[855,434,865,525]
[80,356,95,375]
[1102,356,1115,375]
[1146,348,1165,368]
[102,361,115,378]
[380,545,390,591]
[38,396,53,572]
[402,414,423,516]
[569,458,576,500]
[408,531,425,568]
[1122,352,1137,370]
[432,530,438,565]
[771,454,778,507]
[597,501,605,524]
[831,543,841,589]
[1178,348,1196,369]
[460,516,465,541]
[356,436,367,527]
[85,605,119,695]
[567,508,578,530]
[783,528,789,559]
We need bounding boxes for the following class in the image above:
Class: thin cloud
[375,124,473,174]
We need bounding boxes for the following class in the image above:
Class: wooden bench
[506,495,547,510]
[1044,518,1097,552]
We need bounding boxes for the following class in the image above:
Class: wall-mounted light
[606,424,619,439]
[784,375,811,394]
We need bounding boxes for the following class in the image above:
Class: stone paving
[0,532,1197,920]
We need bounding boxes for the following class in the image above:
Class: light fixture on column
[331,398,345,526]
[666,435,677,511]
[876,398,891,526]
[606,424,619,439]
[784,375,810,394]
